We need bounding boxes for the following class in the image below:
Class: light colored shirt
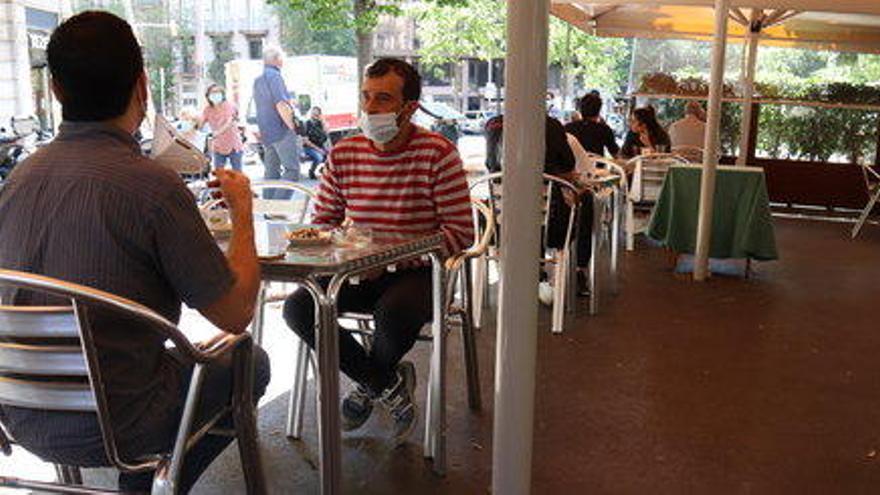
[566,132,594,175]
[202,101,243,155]
[668,115,706,148]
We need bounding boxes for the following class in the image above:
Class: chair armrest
[0,426,12,456]
[180,332,253,364]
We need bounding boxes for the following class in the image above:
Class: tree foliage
[412,1,630,93]
[548,18,630,93]
[410,0,506,65]
[273,0,464,35]
[274,5,355,56]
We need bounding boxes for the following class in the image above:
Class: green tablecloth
[647,165,778,261]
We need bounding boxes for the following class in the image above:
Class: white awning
[552,2,880,53]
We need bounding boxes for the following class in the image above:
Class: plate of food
[286,226,332,246]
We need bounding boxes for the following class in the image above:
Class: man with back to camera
[564,92,620,158]
[0,12,269,493]
[283,58,473,444]
[668,100,707,149]
[253,46,301,197]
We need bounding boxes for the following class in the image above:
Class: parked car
[415,101,467,144]
[462,110,493,135]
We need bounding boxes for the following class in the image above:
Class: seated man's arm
[151,171,258,335]
[199,170,260,334]
[431,145,474,257]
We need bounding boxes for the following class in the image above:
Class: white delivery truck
[225,55,359,145]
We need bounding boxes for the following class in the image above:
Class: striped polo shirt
[314,126,473,257]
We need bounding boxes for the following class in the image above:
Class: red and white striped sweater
[313,127,473,257]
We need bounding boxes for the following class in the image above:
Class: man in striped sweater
[283,58,473,444]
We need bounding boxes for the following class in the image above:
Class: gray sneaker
[341,384,374,432]
[379,361,417,445]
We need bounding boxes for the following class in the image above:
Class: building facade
[0,0,64,132]
[174,0,280,111]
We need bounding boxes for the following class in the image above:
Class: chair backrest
[0,269,197,473]
[861,163,880,187]
[469,171,580,257]
[626,153,689,202]
[250,180,317,223]
[0,307,94,412]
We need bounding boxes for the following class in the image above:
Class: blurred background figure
[668,100,707,150]
[302,106,329,179]
[198,83,244,171]
[564,92,619,158]
[620,106,670,158]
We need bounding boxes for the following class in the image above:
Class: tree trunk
[353,0,373,103]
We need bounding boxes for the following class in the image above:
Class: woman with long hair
[620,106,671,159]
[198,83,244,171]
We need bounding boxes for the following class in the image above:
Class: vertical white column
[737,10,761,166]
[193,0,207,98]
[694,0,730,281]
[10,1,33,118]
[492,0,547,494]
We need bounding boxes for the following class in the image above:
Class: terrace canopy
[551,1,880,54]
[493,2,880,495]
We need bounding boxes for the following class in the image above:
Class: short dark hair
[47,11,144,121]
[579,93,602,118]
[365,58,422,102]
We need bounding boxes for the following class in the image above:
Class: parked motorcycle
[0,116,52,181]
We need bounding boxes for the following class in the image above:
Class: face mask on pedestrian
[359,112,399,144]
[208,91,224,105]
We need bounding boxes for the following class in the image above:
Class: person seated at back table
[668,100,707,154]
[0,12,270,493]
[564,92,620,158]
[484,114,595,297]
[620,106,671,159]
[302,105,329,179]
[283,58,473,444]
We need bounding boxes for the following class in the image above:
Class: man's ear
[137,72,149,105]
[402,100,419,120]
[50,78,65,104]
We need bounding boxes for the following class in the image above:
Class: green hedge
[639,75,880,164]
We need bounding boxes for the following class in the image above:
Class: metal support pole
[737,10,761,166]
[695,0,730,281]
[491,0,548,494]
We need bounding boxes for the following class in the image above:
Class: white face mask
[359,112,399,144]
[208,92,224,105]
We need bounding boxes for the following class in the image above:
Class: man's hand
[208,169,253,221]
[200,170,259,334]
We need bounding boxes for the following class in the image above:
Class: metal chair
[248,180,317,345]
[624,153,690,251]
[851,164,880,239]
[470,172,580,334]
[579,159,627,315]
[284,200,495,450]
[0,269,265,494]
